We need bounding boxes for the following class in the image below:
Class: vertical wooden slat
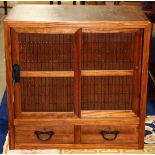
[62,35,65,111]
[60,77,63,112]
[102,77,109,110]
[43,78,46,112]
[122,77,126,110]
[112,76,115,110]
[139,23,151,149]
[42,77,45,112]
[84,33,86,110]
[31,78,34,112]
[70,35,73,111]
[109,77,112,110]
[133,29,143,115]
[55,78,58,112]
[28,35,32,111]
[50,78,53,112]
[11,29,21,117]
[100,76,103,110]
[73,29,82,143]
[47,78,50,112]
[73,29,81,117]
[74,125,81,144]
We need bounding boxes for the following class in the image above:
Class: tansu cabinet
[4,5,151,149]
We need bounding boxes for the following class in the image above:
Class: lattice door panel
[11,28,81,118]
[81,76,133,110]
[18,33,74,71]
[20,77,74,112]
[82,29,141,70]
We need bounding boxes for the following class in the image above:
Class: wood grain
[73,29,81,117]
[74,125,81,144]
[20,70,133,77]
[15,143,139,149]
[81,110,137,118]
[14,117,139,126]
[81,70,133,76]
[20,71,74,77]
[15,125,74,144]
[81,125,139,144]
[14,27,78,34]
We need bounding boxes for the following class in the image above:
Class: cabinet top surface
[4,5,148,22]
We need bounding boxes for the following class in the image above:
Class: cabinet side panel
[139,23,152,149]
[3,23,15,149]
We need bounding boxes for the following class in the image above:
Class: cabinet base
[15,144,140,150]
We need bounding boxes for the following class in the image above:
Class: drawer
[15,125,74,144]
[81,125,139,144]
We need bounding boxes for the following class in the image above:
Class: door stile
[4,23,15,149]
[11,29,21,118]
[73,29,82,118]
[74,125,81,144]
[73,29,82,144]
[132,29,143,116]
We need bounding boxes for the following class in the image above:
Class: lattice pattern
[19,33,74,71]
[20,77,74,112]
[81,76,133,110]
[82,31,136,70]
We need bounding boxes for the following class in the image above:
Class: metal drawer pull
[100,130,119,141]
[95,50,111,54]
[34,131,55,141]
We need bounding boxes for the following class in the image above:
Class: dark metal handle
[95,50,111,54]
[12,64,20,82]
[100,130,119,141]
[34,130,54,141]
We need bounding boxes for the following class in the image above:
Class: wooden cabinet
[4,5,151,149]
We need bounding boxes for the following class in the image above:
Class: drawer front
[81,125,139,144]
[15,125,74,144]
[82,29,142,70]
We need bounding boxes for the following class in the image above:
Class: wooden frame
[10,27,82,119]
[4,5,151,150]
